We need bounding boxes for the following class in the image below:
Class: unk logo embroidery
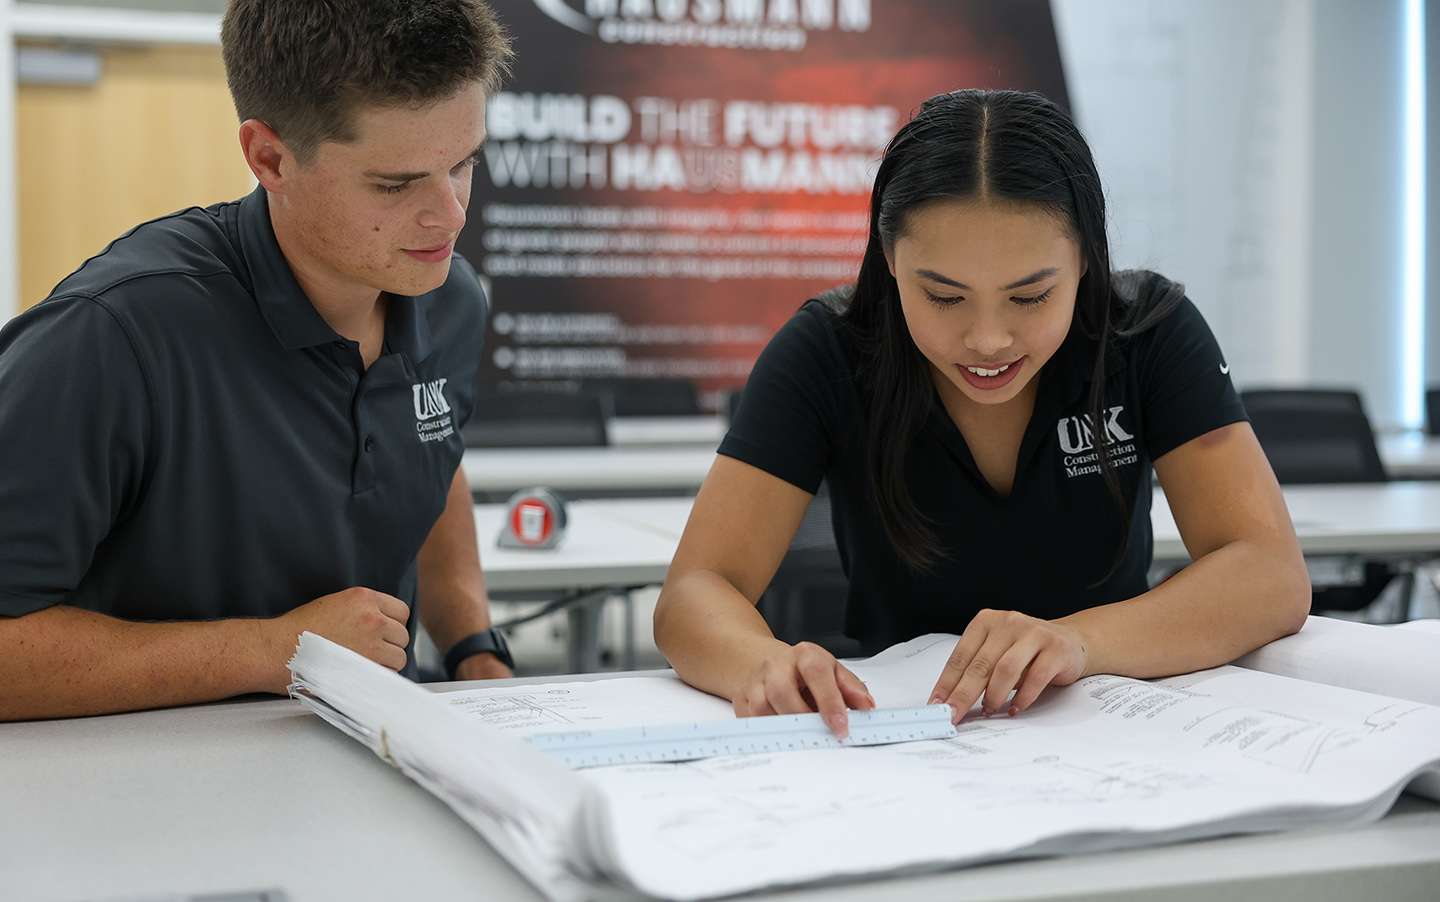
[412,379,451,421]
[1057,406,1139,478]
[412,379,455,444]
[1056,406,1133,453]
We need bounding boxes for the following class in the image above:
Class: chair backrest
[1240,389,1386,484]
[462,387,609,448]
[1427,387,1440,437]
[583,378,701,418]
[757,484,858,657]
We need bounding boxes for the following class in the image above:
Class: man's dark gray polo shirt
[0,188,483,655]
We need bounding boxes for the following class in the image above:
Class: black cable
[491,584,647,631]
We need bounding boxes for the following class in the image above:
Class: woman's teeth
[965,363,1012,377]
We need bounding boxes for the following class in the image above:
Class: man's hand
[453,652,512,681]
[267,587,410,691]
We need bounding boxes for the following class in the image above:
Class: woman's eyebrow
[914,266,1060,292]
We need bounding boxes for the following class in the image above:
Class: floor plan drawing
[289,620,1440,901]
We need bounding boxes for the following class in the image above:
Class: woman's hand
[927,610,1088,722]
[734,641,875,737]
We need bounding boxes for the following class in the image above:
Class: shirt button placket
[352,377,377,495]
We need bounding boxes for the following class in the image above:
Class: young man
[0,0,516,720]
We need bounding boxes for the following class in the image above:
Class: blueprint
[563,637,1440,899]
[445,675,733,737]
[292,620,1440,902]
[1232,615,1440,704]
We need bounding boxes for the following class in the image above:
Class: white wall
[1307,0,1409,428]
[1054,0,1423,431]
[1429,0,1440,422]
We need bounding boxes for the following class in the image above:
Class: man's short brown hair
[221,0,512,163]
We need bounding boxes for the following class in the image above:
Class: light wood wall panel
[17,43,253,310]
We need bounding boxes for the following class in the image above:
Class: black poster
[461,0,1069,410]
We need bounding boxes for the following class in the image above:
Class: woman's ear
[883,247,897,279]
[238,119,291,193]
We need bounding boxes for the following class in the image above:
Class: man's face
[271,81,487,305]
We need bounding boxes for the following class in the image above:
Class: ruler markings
[523,705,957,768]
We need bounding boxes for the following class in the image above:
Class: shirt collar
[1042,322,1129,407]
[384,292,436,363]
[237,185,437,362]
[237,186,342,350]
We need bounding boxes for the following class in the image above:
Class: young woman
[653,89,1310,737]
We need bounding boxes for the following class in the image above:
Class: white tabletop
[474,500,682,593]
[483,484,1440,595]
[3,683,1438,902]
[464,445,717,495]
[1153,481,1440,562]
[1378,432,1440,480]
[475,484,1440,597]
[605,415,727,446]
[465,429,1440,501]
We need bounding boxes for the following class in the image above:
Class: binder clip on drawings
[497,488,568,549]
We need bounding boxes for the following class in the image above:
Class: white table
[1378,432,1440,480]
[520,484,1440,574]
[1152,481,1440,561]
[476,485,1440,668]
[475,500,681,594]
[465,431,1440,504]
[606,414,727,446]
[3,681,1438,902]
[464,445,717,498]
[474,501,685,672]
[480,485,1440,595]
[462,415,724,499]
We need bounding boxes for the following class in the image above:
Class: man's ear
[239,119,291,192]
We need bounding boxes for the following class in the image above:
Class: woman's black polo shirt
[0,188,483,659]
[720,288,1246,654]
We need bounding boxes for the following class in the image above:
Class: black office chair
[1240,388,1400,616]
[757,484,859,657]
[1240,389,1387,484]
[462,386,609,448]
[1426,388,1440,437]
[582,378,702,418]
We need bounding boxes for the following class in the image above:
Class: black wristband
[443,628,514,679]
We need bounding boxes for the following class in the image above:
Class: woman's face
[888,199,1083,412]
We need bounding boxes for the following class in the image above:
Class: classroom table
[3,675,1438,902]
[464,431,1440,500]
[520,483,1440,568]
[462,415,723,499]
[474,501,681,672]
[1150,481,1440,562]
[478,483,1440,668]
[605,414,727,446]
[1377,432,1440,480]
[463,445,717,499]
[475,501,679,594]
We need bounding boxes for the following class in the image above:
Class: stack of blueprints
[287,617,1440,901]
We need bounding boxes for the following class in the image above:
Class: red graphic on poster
[461,1,1069,410]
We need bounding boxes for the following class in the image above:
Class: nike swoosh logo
[1219,363,1230,375]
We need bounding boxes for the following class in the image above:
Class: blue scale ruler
[523,705,957,769]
